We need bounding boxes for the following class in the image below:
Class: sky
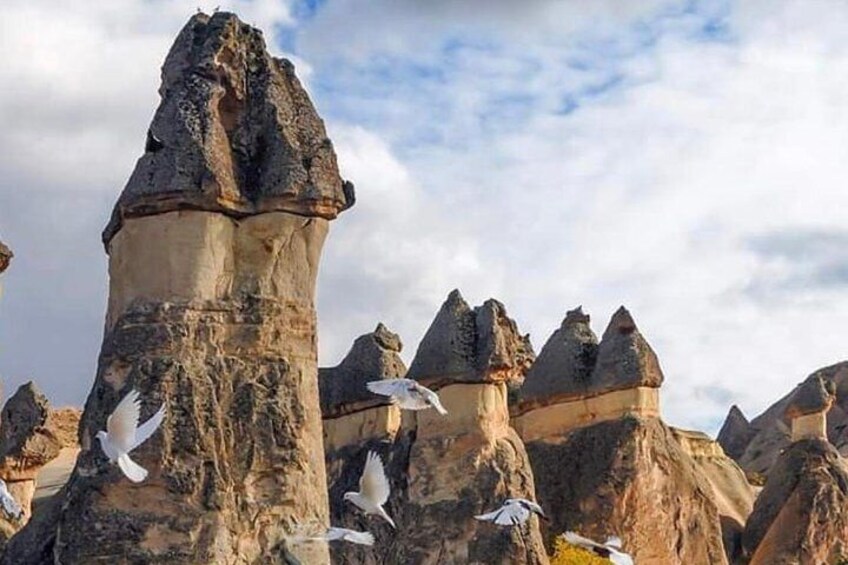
[2,0,848,434]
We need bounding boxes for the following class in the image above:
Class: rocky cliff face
[3,12,352,565]
[718,362,848,475]
[513,307,729,564]
[0,384,77,549]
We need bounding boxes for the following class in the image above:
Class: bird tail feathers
[117,453,149,483]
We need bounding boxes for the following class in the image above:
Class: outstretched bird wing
[475,502,529,526]
[132,402,166,450]
[366,379,410,398]
[107,389,141,453]
[360,451,391,506]
[339,529,375,546]
[562,532,612,557]
[416,384,448,415]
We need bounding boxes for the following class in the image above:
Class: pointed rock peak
[518,307,599,408]
[591,306,664,393]
[408,292,534,387]
[319,325,407,416]
[373,322,402,353]
[0,381,59,473]
[103,11,353,246]
[0,240,11,273]
[562,306,590,327]
[604,306,637,336]
[728,405,749,425]
[717,404,755,460]
[786,375,835,419]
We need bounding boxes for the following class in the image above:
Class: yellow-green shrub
[549,536,609,565]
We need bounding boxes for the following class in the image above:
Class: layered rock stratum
[3,11,352,565]
[513,307,731,564]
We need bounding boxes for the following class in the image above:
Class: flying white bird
[366,378,448,415]
[562,532,634,565]
[343,451,396,528]
[474,498,547,527]
[291,527,375,546]
[96,389,166,483]
[0,478,23,521]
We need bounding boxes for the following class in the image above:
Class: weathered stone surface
[102,11,354,246]
[3,12,349,565]
[785,374,835,419]
[717,405,755,461]
[526,417,728,564]
[329,293,547,564]
[319,323,405,417]
[721,362,848,475]
[742,439,848,564]
[672,428,755,563]
[516,307,598,409]
[590,306,664,393]
[0,241,11,274]
[406,289,535,388]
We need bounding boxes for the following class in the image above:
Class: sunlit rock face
[2,12,352,565]
[513,307,729,564]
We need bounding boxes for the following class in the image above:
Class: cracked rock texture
[2,12,350,565]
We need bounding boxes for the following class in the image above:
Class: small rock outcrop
[0,241,11,274]
[0,384,73,548]
[3,12,352,565]
[718,362,848,475]
[513,307,728,564]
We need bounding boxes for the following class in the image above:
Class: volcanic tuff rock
[718,362,848,474]
[3,12,351,565]
[514,307,727,563]
[330,291,547,564]
[0,384,71,548]
[742,439,848,564]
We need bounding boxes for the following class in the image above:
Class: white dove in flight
[366,378,447,415]
[293,527,375,546]
[344,451,396,528]
[96,389,166,483]
[0,478,23,521]
[474,498,547,527]
[562,532,634,565]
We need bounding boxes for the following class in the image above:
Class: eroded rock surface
[0,241,11,274]
[718,362,848,475]
[742,439,848,564]
[514,307,727,564]
[3,12,351,565]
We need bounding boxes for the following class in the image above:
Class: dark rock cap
[517,306,599,407]
[103,11,354,247]
[785,375,835,419]
[406,289,535,387]
[590,306,664,392]
[717,405,755,460]
[0,241,11,274]
[319,323,406,417]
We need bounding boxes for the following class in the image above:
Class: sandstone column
[3,12,352,565]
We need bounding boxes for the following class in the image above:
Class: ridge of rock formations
[513,307,729,564]
[327,290,547,564]
[0,384,78,549]
[718,362,848,475]
[3,12,351,565]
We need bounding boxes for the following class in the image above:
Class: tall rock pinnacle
[4,12,352,565]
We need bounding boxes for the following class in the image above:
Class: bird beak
[538,512,549,522]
